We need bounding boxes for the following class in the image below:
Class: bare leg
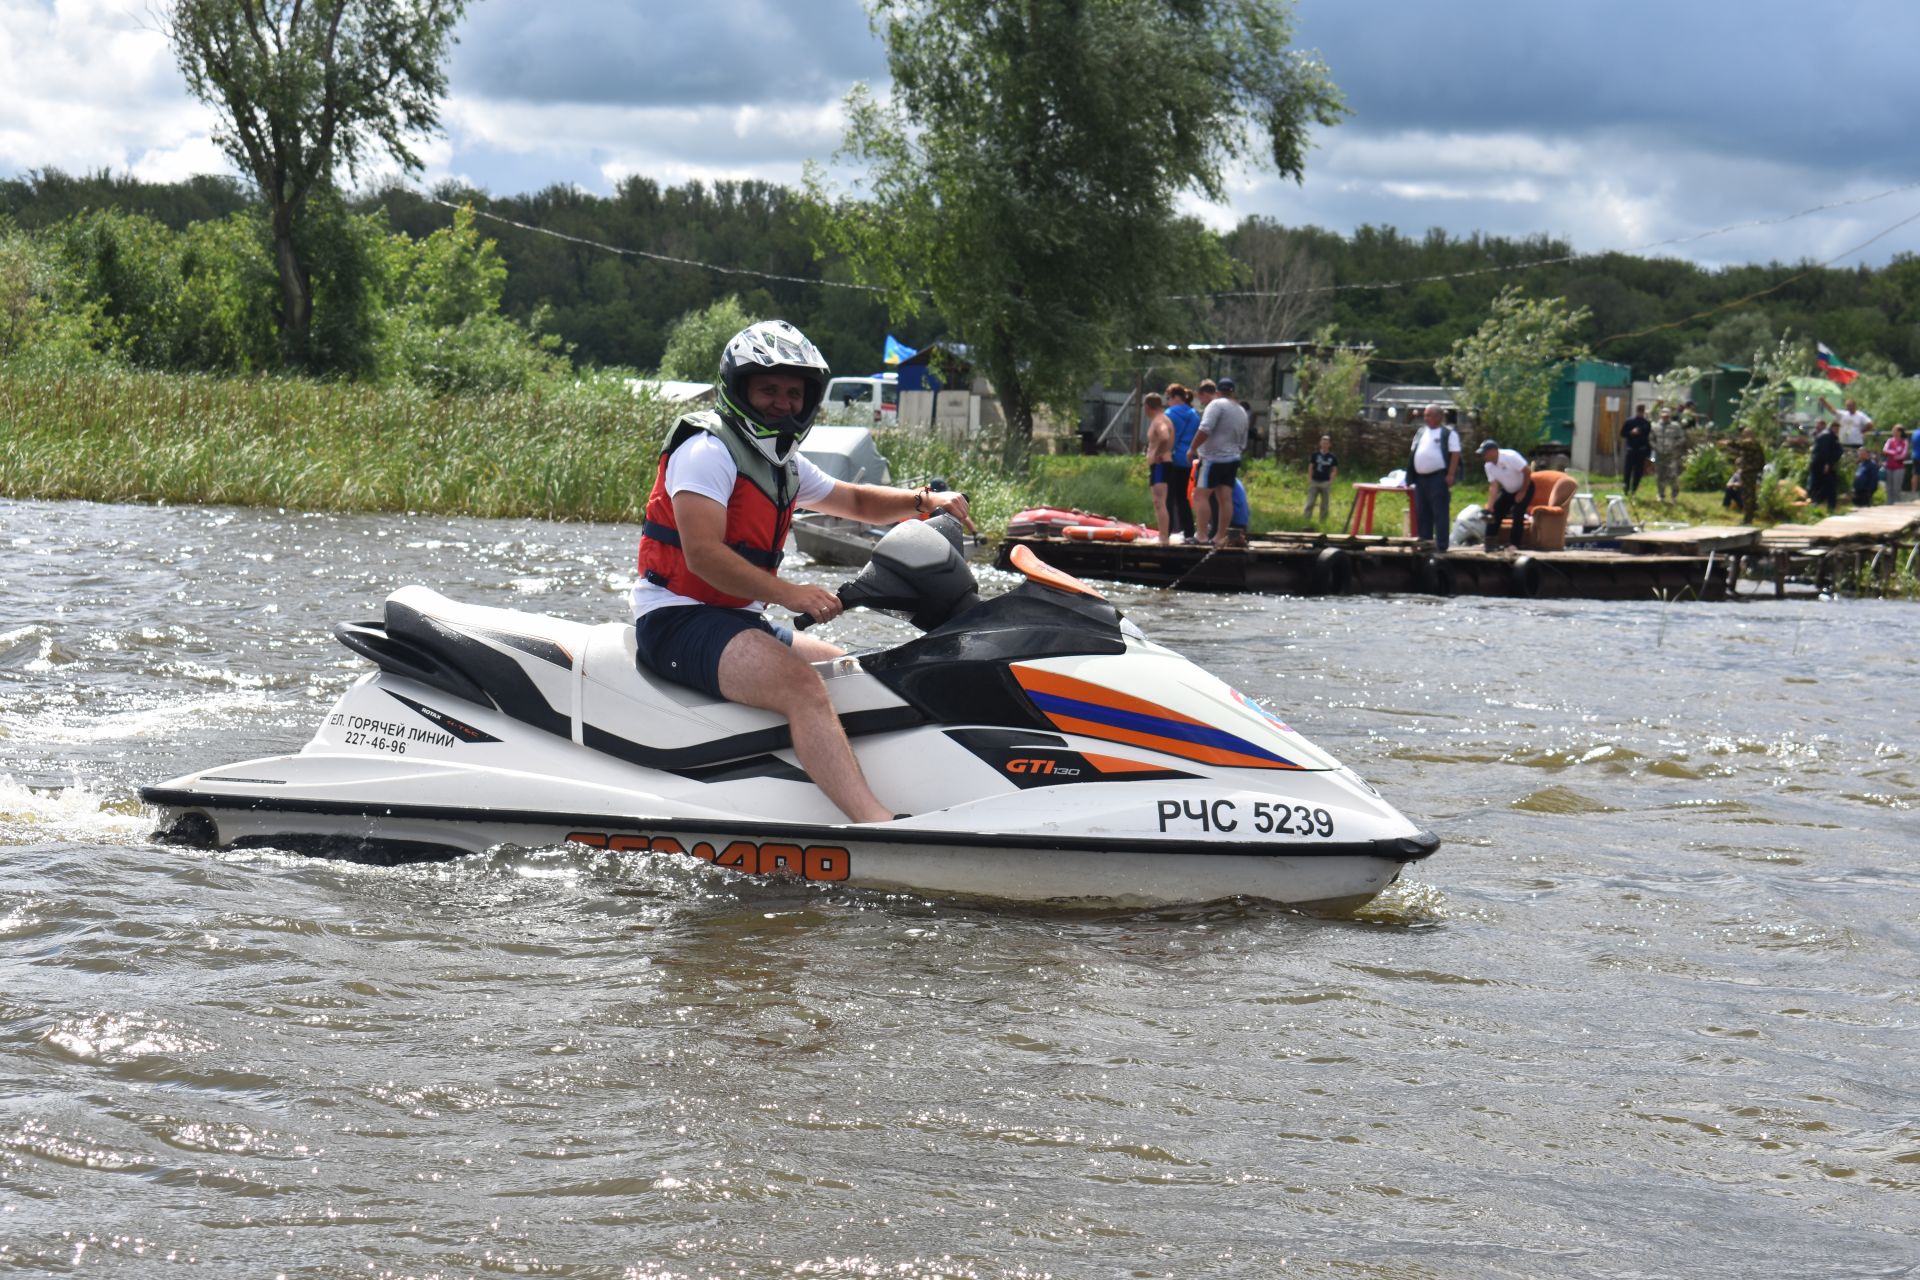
[716,628,891,824]
[1193,480,1214,544]
[1150,482,1170,543]
[1208,486,1234,544]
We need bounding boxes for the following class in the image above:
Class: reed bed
[3,369,1491,536]
[0,369,675,522]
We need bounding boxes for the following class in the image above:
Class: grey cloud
[1294,0,1919,174]
[1231,125,1920,268]
[452,0,885,107]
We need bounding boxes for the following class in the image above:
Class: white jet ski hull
[144,523,1438,909]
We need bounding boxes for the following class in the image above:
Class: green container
[1688,364,1750,431]
[1543,360,1632,446]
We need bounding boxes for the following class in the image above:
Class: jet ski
[141,516,1438,909]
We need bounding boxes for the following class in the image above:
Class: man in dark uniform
[1807,419,1842,512]
[1620,405,1652,496]
[1731,427,1767,524]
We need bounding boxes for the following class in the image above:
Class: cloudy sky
[4,0,1917,269]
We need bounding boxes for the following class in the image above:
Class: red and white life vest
[637,411,800,609]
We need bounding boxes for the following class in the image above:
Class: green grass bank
[2,369,1827,537]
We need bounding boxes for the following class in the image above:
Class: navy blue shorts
[1149,462,1172,485]
[1197,458,1241,489]
[634,605,793,699]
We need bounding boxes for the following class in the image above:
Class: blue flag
[883,335,915,366]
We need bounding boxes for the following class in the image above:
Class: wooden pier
[999,529,1750,601]
[1756,504,1920,595]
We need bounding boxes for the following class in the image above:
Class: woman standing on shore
[1882,425,1909,505]
[1162,384,1199,540]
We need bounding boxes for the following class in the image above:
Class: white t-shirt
[1195,397,1250,461]
[1834,408,1872,447]
[631,433,837,619]
[1484,448,1530,494]
[1411,425,1460,475]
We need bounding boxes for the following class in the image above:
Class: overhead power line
[1189,178,1920,300]
[416,182,1919,369]
[1363,198,1920,366]
[425,195,910,296]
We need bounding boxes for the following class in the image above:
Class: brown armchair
[1520,470,1580,550]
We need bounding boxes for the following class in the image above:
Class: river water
[0,496,1913,1278]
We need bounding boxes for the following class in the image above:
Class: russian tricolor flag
[1817,342,1859,386]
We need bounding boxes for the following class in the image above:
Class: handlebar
[791,584,848,632]
[789,510,981,633]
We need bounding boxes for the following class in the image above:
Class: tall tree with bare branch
[168,0,467,363]
[1213,219,1330,343]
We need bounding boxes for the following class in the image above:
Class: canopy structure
[897,340,973,393]
[1132,340,1365,361]
[1130,340,1372,400]
[1780,375,1852,426]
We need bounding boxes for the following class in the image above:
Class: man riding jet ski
[632,319,972,823]
[142,517,1440,909]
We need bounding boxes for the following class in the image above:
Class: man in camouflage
[1652,409,1689,502]
[1731,428,1767,524]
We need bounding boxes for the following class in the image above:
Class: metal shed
[1545,359,1633,474]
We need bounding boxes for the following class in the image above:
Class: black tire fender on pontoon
[1310,547,1352,596]
[1510,554,1544,599]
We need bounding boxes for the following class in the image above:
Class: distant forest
[6,167,1917,384]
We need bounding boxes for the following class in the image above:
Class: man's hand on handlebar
[925,490,975,533]
[782,582,844,624]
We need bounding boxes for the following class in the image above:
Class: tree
[1214,219,1330,344]
[1673,309,1773,369]
[1438,286,1593,451]
[1290,325,1369,433]
[379,204,568,394]
[813,0,1343,465]
[1729,333,1811,437]
[658,295,754,380]
[0,221,111,371]
[167,0,467,365]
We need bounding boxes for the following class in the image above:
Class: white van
[823,373,899,425]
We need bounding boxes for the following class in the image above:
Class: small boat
[791,512,890,568]
[789,426,987,566]
[792,510,991,568]
[1007,506,1157,541]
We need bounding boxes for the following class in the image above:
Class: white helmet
[716,320,831,465]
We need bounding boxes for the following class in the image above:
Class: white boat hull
[142,569,1437,909]
[147,771,1422,909]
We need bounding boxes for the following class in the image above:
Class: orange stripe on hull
[1013,665,1212,729]
[1043,713,1301,771]
[1080,751,1181,775]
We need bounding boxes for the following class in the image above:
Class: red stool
[1346,483,1417,536]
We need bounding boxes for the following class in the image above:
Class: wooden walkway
[1757,503,1920,551]
[1755,504,1920,595]
[1617,525,1761,556]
